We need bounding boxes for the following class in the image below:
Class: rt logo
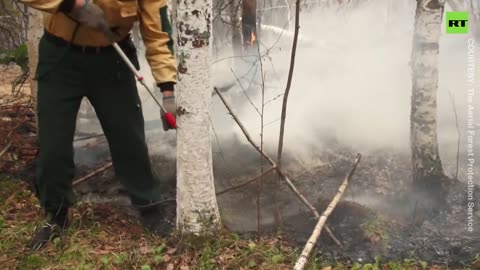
[446,12,468,34]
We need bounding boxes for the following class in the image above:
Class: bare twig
[214,87,274,165]
[214,87,342,247]
[72,162,113,186]
[273,0,300,235]
[294,154,362,270]
[133,198,177,208]
[216,167,275,196]
[257,41,267,239]
[448,91,460,180]
[209,113,230,179]
[74,134,104,142]
[276,0,301,168]
[0,140,12,159]
[230,68,261,116]
[274,0,301,233]
[264,93,284,106]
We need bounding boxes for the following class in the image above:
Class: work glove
[68,0,120,41]
[161,95,176,131]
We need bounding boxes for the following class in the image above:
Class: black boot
[138,205,173,237]
[29,208,69,250]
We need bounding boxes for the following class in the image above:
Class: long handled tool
[112,43,177,129]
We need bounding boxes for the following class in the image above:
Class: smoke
[70,2,480,253]
[74,0,480,183]
[210,0,480,180]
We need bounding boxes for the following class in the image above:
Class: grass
[0,44,29,72]
[0,179,476,270]
[360,215,390,245]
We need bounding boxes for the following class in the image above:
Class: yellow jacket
[21,0,177,89]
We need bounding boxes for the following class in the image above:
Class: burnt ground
[278,151,480,267]
[67,136,480,268]
[2,69,477,267]
[3,139,480,268]
[211,139,480,266]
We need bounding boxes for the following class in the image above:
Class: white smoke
[75,0,480,183]
[209,0,480,180]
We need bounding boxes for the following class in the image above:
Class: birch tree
[26,7,42,126]
[175,0,221,234]
[410,0,445,184]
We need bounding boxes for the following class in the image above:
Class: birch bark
[175,0,221,234]
[410,0,445,182]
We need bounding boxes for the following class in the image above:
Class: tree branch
[214,87,342,247]
[294,154,362,270]
[72,162,113,186]
[216,167,275,196]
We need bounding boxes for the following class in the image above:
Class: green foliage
[247,241,256,251]
[387,261,401,270]
[154,255,163,264]
[153,244,165,264]
[100,255,110,265]
[360,215,390,243]
[0,44,29,71]
[230,232,240,241]
[351,262,362,270]
[360,263,373,270]
[113,252,129,265]
[141,264,152,270]
[198,246,217,270]
[247,259,257,268]
[271,254,283,264]
[53,237,62,249]
[153,244,166,255]
[19,254,47,269]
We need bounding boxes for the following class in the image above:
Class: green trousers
[35,34,162,214]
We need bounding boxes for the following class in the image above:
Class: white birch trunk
[410,0,445,182]
[27,8,42,127]
[175,0,221,234]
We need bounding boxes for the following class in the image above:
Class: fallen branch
[72,162,113,186]
[294,154,362,270]
[217,167,275,196]
[214,87,342,247]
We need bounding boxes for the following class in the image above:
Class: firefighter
[20,0,177,249]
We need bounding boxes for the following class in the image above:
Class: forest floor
[1,178,476,270]
[1,64,479,269]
